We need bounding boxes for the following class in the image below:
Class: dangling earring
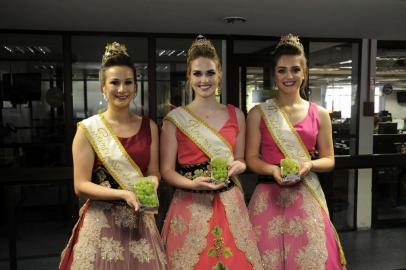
[103,93,108,102]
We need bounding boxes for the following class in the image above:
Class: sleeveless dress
[60,117,167,270]
[248,102,345,270]
[161,105,263,270]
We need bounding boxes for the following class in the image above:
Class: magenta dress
[248,103,345,270]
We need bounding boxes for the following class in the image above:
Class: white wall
[384,91,406,120]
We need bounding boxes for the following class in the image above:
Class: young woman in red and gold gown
[59,42,166,270]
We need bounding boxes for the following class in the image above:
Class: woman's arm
[228,107,247,176]
[146,119,160,190]
[73,126,139,210]
[245,106,284,183]
[160,119,225,190]
[300,106,335,175]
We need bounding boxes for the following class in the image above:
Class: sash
[258,99,346,265]
[79,114,143,191]
[166,107,245,190]
[165,107,234,161]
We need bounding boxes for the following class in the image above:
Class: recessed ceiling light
[167,50,176,56]
[26,46,35,53]
[4,46,13,53]
[176,50,185,56]
[157,49,165,56]
[223,16,247,24]
[15,46,25,54]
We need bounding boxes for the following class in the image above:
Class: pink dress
[60,117,167,270]
[248,102,345,270]
[161,105,263,270]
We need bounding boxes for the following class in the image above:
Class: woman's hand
[122,190,140,212]
[191,176,226,191]
[228,160,246,177]
[299,161,313,178]
[271,166,300,186]
[149,175,159,192]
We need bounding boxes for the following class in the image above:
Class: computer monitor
[397,91,406,103]
[329,111,342,120]
[378,122,398,134]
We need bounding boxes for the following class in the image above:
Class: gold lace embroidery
[286,216,305,237]
[294,186,328,270]
[252,191,269,216]
[129,238,156,263]
[170,215,187,237]
[170,193,214,270]
[261,249,283,270]
[221,188,264,270]
[253,225,262,242]
[112,205,138,228]
[267,215,285,239]
[267,215,305,240]
[100,237,125,262]
[70,202,111,270]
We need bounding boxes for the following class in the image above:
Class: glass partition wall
[0,33,363,232]
[309,41,360,230]
[0,34,66,168]
[373,42,406,227]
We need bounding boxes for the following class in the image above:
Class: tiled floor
[1,220,406,270]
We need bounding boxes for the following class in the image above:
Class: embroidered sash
[165,107,234,161]
[258,99,346,265]
[79,114,143,191]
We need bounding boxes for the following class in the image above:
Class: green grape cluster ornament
[280,158,300,182]
[133,177,159,212]
[210,157,230,184]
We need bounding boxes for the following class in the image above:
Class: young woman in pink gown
[160,36,263,270]
[246,34,347,270]
[59,42,167,269]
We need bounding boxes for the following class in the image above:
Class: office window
[375,42,406,133]
[0,34,66,167]
[309,40,360,230]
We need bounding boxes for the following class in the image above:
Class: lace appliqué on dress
[100,237,124,262]
[129,238,156,263]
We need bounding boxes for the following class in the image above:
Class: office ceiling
[1,0,406,40]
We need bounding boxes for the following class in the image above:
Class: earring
[102,93,108,102]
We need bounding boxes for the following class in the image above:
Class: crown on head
[275,33,304,52]
[195,34,207,45]
[102,42,129,65]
